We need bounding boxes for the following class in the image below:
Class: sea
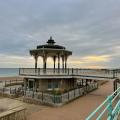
[0,68,19,77]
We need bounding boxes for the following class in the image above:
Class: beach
[0,76,21,81]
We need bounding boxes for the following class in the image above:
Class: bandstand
[30,36,72,70]
[22,37,76,93]
[19,37,118,106]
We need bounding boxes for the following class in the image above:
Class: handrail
[111,100,120,119]
[86,96,109,120]
[86,87,120,120]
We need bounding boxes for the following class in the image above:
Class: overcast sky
[0,0,120,68]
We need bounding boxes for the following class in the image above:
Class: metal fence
[4,79,23,87]
[24,83,98,106]
[0,87,24,97]
[0,79,24,97]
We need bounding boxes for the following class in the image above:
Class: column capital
[64,55,68,61]
[34,54,38,60]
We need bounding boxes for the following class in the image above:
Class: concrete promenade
[29,81,113,120]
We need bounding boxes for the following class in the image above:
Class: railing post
[113,69,117,78]
[68,68,69,75]
[43,68,46,75]
[19,68,20,75]
[107,96,113,120]
[5,81,6,87]
[61,95,62,103]
[72,68,73,75]
[53,68,55,74]
[15,88,16,94]
[24,88,26,96]
[10,88,11,94]
[38,68,40,76]
[79,88,81,96]
[23,68,24,75]
[68,91,69,101]
[10,80,11,86]
[42,91,43,102]
[74,89,75,97]
[54,94,55,104]
[3,87,4,93]
[32,90,34,98]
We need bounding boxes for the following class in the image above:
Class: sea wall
[0,106,26,120]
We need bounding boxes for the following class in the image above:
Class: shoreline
[0,76,22,81]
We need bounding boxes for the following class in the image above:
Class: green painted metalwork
[86,87,120,120]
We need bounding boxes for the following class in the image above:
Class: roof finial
[47,36,55,45]
[50,36,52,40]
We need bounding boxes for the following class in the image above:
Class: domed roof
[37,36,66,50]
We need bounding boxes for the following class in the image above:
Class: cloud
[81,55,111,63]
[68,55,111,68]
[0,0,120,68]
[0,54,33,68]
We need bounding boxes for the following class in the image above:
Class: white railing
[19,68,119,78]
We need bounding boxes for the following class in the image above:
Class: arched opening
[46,57,53,68]
[37,57,43,68]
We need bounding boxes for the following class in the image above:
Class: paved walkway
[29,81,113,120]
